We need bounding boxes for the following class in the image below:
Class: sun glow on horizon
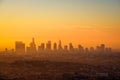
[0,0,120,51]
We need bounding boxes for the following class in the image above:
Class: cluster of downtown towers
[14,38,112,54]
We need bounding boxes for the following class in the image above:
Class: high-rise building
[41,43,45,50]
[38,43,45,53]
[15,41,25,53]
[26,38,37,53]
[53,42,57,50]
[26,47,31,53]
[58,40,62,50]
[100,44,105,53]
[69,43,74,51]
[78,44,84,53]
[96,46,100,53]
[46,41,51,50]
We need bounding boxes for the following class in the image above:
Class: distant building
[90,47,94,53]
[100,44,105,53]
[53,42,57,50]
[4,48,14,54]
[69,43,74,51]
[105,47,112,53]
[5,48,8,53]
[96,44,105,53]
[26,38,37,53]
[96,46,100,53]
[78,45,84,53]
[38,43,45,53]
[64,45,68,51]
[15,41,25,53]
[26,47,31,53]
[41,43,45,50]
[46,41,51,50]
[85,48,89,53]
[58,40,62,50]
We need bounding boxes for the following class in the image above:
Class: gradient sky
[0,0,120,50]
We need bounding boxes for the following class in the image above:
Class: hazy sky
[0,0,120,50]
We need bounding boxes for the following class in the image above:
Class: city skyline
[0,38,112,54]
[0,0,120,50]
[0,1,119,80]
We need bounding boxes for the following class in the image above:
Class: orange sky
[0,0,120,50]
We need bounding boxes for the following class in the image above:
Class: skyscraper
[53,42,57,50]
[26,38,37,53]
[38,43,45,53]
[69,43,74,51]
[58,40,62,50]
[100,44,105,53]
[41,43,45,50]
[78,44,84,53]
[46,41,51,50]
[96,46,100,53]
[15,41,25,53]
